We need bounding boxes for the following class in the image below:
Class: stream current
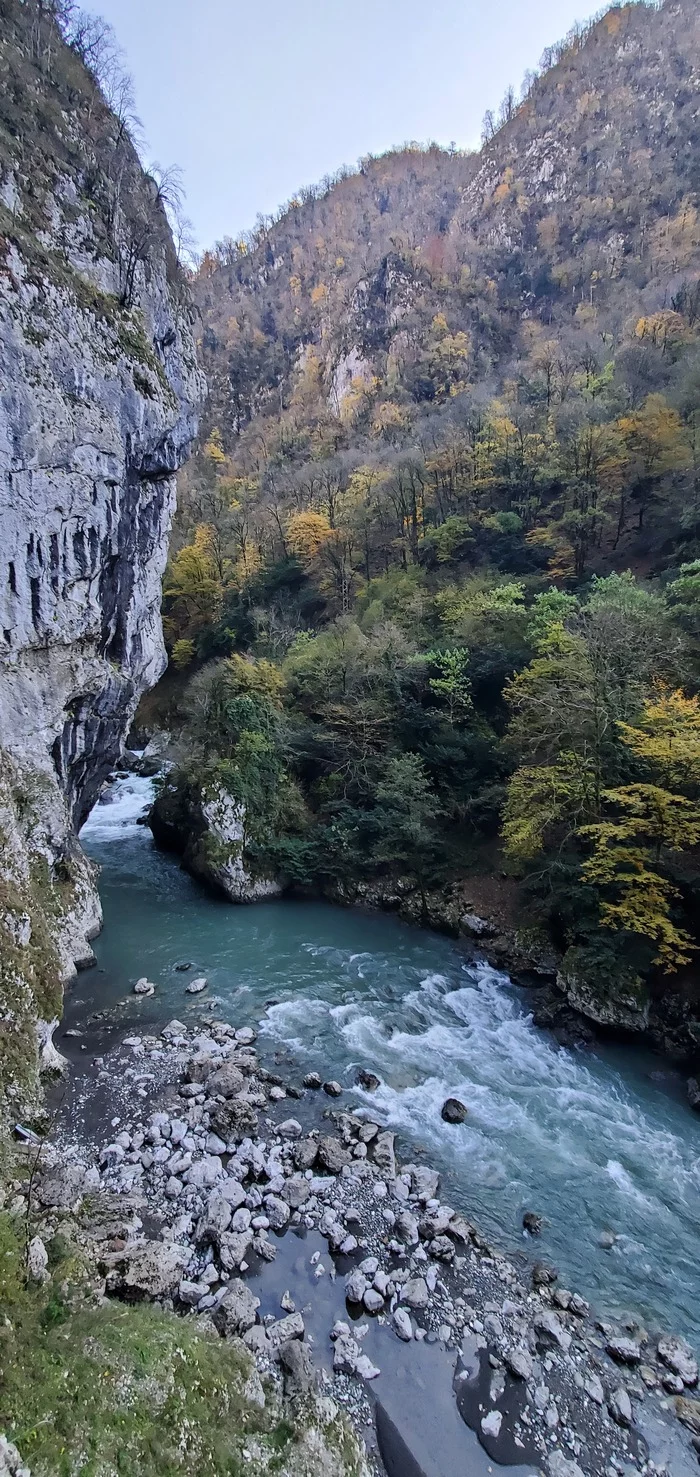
[75,774,700,1352]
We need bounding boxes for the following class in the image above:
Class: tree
[581,785,700,970]
[425,648,472,726]
[372,754,442,902]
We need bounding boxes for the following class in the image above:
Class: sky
[96,0,602,252]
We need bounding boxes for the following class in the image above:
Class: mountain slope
[160,0,700,1055]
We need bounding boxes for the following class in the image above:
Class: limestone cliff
[0,0,205,1123]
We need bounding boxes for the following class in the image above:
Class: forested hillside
[154,0,700,1033]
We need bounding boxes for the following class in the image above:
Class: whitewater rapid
[78,774,700,1349]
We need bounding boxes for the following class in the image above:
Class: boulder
[608,1386,632,1427]
[196,1191,232,1245]
[393,1308,413,1342]
[278,1338,317,1395]
[151,779,282,902]
[356,1070,381,1091]
[214,1279,260,1337]
[404,1164,439,1202]
[117,1241,189,1299]
[403,1277,429,1310]
[533,1310,571,1353]
[209,1097,258,1142]
[317,1136,351,1174]
[441,1097,467,1124]
[606,1336,641,1365]
[266,1312,305,1349]
[186,976,208,994]
[206,1062,245,1097]
[687,1078,700,1111]
[657,1333,698,1386]
[373,1130,397,1178]
[218,1231,253,1272]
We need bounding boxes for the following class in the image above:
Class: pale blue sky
[97,0,601,250]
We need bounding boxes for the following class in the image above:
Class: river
[74,773,700,1354]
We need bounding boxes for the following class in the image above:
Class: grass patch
[0,1214,367,1476]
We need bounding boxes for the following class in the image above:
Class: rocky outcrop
[150,773,282,903]
[0,3,204,1122]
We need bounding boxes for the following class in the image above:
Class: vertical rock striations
[0,0,205,1125]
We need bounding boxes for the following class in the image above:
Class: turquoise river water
[76,774,700,1352]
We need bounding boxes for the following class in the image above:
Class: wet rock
[657,1333,698,1386]
[174,961,193,971]
[134,978,155,996]
[441,1097,468,1124]
[583,1372,604,1404]
[393,1308,413,1342]
[316,1136,351,1174]
[265,1195,290,1231]
[281,1175,311,1209]
[214,1279,260,1337]
[675,1396,700,1435]
[599,1230,616,1250]
[608,1386,632,1427]
[235,1027,256,1046]
[26,1235,48,1283]
[372,1130,397,1179]
[186,976,208,994]
[505,1347,532,1380]
[532,1261,558,1287]
[344,1270,368,1304]
[522,1211,543,1235]
[404,1277,429,1310]
[293,1138,318,1171]
[533,1310,571,1354]
[206,1062,245,1098]
[357,1070,381,1091]
[358,1122,379,1144]
[606,1336,641,1365]
[323,1080,343,1097]
[303,1073,322,1089]
[404,1164,439,1203]
[277,1118,303,1139]
[481,1409,502,1438]
[687,1077,700,1112]
[333,1333,362,1375]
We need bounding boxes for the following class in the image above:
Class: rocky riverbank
[9,1001,700,1477]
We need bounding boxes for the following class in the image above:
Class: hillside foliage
[161,0,700,996]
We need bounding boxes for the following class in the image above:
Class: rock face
[0,4,204,1123]
[150,775,282,903]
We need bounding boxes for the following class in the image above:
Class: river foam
[78,774,700,1348]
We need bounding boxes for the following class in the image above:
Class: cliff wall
[0,0,205,1124]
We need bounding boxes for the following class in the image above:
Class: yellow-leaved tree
[581,688,700,970]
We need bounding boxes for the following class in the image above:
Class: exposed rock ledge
[149,774,282,903]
